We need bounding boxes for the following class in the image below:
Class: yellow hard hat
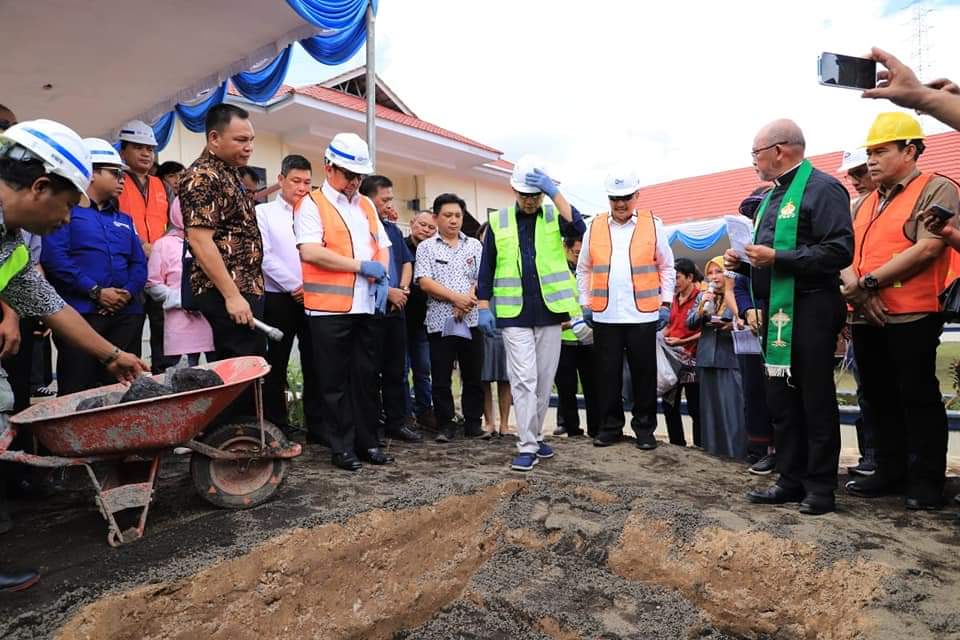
[863,112,925,148]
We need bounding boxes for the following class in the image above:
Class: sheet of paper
[724,214,754,266]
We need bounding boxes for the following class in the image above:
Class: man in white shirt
[295,133,393,471]
[576,168,675,449]
[255,154,322,440]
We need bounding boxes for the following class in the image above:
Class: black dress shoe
[905,496,944,511]
[331,452,362,471]
[385,425,423,442]
[747,485,805,505]
[0,568,40,592]
[359,448,395,465]
[565,430,585,438]
[635,433,658,450]
[845,475,904,498]
[799,493,835,515]
[592,434,621,447]
[553,425,568,436]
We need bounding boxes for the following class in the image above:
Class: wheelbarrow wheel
[190,420,289,509]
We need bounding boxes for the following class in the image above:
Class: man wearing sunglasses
[41,138,147,395]
[577,168,675,452]
[476,156,585,472]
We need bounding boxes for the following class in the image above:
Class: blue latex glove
[372,281,389,316]
[359,260,386,282]
[478,308,497,337]
[657,306,670,331]
[524,168,559,199]
[581,306,594,328]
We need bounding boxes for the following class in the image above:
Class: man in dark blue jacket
[41,138,147,395]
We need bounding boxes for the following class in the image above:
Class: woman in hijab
[687,256,746,459]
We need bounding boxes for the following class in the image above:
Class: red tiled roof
[486,158,514,170]
[638,130,960,226]
[228,82,501,155]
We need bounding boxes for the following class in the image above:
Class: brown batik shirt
[179,151,264,297]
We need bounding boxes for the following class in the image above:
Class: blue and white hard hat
[0,119,92,206]
[325,132,374,175]
[83,138,126,168]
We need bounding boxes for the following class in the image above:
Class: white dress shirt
[294,181,391,317]
[256,196,303,294]
[576,212,676,324]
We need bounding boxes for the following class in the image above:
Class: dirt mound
[609,509,892,639]
[56,481,526,640]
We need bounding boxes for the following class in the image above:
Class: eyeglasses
[608,193,635,203]
[97,167,124,179]
[334,165,364,182]
[516,192,543,200]
[751,141,788,158]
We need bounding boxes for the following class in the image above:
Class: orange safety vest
[853,172,951,314]
[588,211,660,313]
[301,190,386,313]
[118,174,168,244]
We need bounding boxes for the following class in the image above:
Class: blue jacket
[41,200,147,315]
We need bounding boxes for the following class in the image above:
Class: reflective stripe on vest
[0,244,30,293]
[301,190,384,313]
[117,174,168,243]
[853,172,952,314]
[490,205,581,318]
[588,211,660,313]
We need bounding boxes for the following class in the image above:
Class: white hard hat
[604,166,641,197]
[116,120,157,146]
[837,148,868,173]
[83,138,125,168]
[510,154,546,194]
[0,119,92,206]
[325,132,374,175]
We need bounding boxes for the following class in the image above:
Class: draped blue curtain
[148,0,376,150]
[293,0,378,65]
[232,46,294,103]
[669,225,728,251]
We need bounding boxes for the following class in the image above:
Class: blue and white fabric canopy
[149,0,376,149]
[666,218,728,252]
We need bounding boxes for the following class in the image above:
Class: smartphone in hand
[818,52,877,90]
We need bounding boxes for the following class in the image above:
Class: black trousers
[2,317,36,413]
[145,296,177,374]
[374,313,410,431]
[428,330,483,430]
[54,313,145,396]
[739,353,773,458]
[555,342,600,437]
[308,314,380,454]
[851,314,947,499]
[594,321,658,440]
[195,290,266,417]
[760,289,845,496]
[263,292,321,431]
[663,382,700,447]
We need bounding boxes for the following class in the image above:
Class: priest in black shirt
[725,119,853,515]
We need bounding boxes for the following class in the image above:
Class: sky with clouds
[285,0,960,212]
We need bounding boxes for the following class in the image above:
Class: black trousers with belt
[594,321,658,441]
[428,330,483,430]
[851,314,947,500]
[374,313,410,432]
[263,292,321,432]
[308,314,380,455]
[663,382,700,447]
[54,313,145,396]
[195,290,266,418]
[555,342,600,437]
[759,289,845,496]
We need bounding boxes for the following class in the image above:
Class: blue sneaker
[511,452,539,471]
[536,442,555,459]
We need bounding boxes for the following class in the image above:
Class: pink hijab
[168,197,184,239]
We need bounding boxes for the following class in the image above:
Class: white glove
[571,317,594,345]
[162,288,182,311]
[145,283,170,303]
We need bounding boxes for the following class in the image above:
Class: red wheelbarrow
[0,356,301,546]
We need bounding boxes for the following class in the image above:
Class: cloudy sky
[285,0,960,212]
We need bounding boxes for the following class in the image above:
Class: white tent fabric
[0,0,326,138]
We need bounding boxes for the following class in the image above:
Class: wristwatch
[861,274,880,291]
[89,285,102,301]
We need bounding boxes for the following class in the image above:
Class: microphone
[704,282,717,316]
[253,319,284,342]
